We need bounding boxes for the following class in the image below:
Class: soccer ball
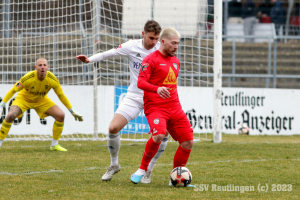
[238,124,250,135]
[170,167,192,187]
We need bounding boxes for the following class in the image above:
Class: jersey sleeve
[88,40,133,62]
[2,86,18,103]
[137,57,159,93]
[50,74,73,109]
[2,73,28,103]
[13,80,24,92]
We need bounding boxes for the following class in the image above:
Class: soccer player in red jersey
[77,21,169,183]
[130,28,193,185]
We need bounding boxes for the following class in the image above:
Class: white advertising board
[179,87,300,135]
[1,85,299,135]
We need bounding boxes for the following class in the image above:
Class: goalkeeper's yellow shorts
[11,95,56,119]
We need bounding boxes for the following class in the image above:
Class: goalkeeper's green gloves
[0,101,5,117]
[69,108,83,121]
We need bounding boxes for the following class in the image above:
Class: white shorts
[115,94,144,122]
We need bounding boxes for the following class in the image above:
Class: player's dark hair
[144,20,161,35]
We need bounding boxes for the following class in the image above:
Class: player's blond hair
[160,28,180,40]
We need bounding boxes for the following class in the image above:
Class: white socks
[51,139,58,147]
[147,136,168,171]
[0,139,3,147]
[108,133,120,166]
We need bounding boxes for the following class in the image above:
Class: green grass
[1,134,300,199]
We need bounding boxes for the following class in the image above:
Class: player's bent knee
[56,112,65,122]
[180,140,194,150]
[152,134,165,143]
[108,125,121,134]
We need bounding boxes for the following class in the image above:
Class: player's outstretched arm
[1,87,18,106]
[52,75,84,122]
[77,46,124,64]
[76,55,90,63]
[0,86,19,116]
[69,108,83,122]
[77,41,131,64]
[55,92,84,122]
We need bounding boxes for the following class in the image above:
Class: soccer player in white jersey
[76,20,169,183]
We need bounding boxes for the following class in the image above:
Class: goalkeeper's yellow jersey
[11,70,72,109]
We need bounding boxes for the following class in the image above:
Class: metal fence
[1,31,299,89]
[223,35,300,88]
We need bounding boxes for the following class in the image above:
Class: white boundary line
[2,141,300,149]
[1,158,300,176]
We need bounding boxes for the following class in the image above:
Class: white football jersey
[88,39,160,96]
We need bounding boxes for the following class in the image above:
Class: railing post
[232,38,236,82]
[273,40,277,88]
[224,0,228,37]
[197,34,201,86]
[266,38,272,88]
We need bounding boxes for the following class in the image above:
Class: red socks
[140,137,161,171]
[173,145,191,168]
[139,137,192,170]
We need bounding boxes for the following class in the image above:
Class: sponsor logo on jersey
[163,67,177,85]
[30,91,46,96]
[136,53,141,57]
[133,62,141,69]
[16,81,21,88]
[159,64,166,66]
[152,128,158,134]
[173,63,178,69]
[142,63,149,71]
[154,118,159,124]
[45,85,49,89]
[115,44,122,49]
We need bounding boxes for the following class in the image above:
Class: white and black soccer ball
[238,124,250,135]
[170,167,192,187]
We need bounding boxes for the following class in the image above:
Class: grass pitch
[1,134,300,199]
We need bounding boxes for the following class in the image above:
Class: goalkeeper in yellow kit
[0,58,83,151]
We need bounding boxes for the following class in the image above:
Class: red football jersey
[137,50,181,113]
